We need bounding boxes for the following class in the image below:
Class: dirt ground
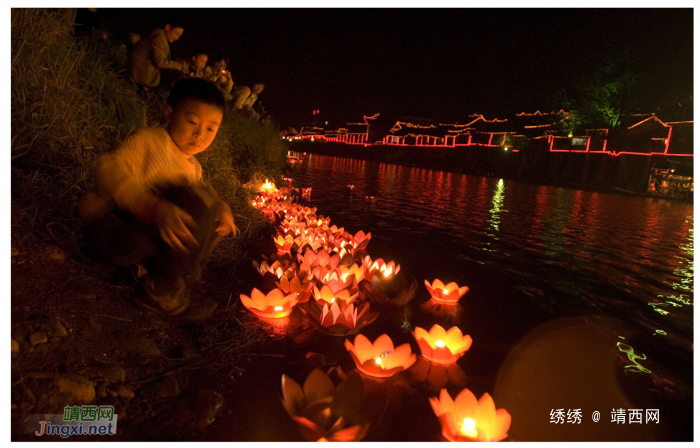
[9,201,289,441]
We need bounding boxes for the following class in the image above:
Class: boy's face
[191,54,208,70]
[165,98,223,156]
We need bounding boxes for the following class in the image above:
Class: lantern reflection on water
[413,324,472,364]
[430,388,511,442]
[344,334,416,378]
[240,288,299,318]
[424,279,469,303]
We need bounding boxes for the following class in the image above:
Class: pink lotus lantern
[276,275,314,303]
[313,284,359,308]
[351,230,372,251]
[345,334,416,378]
[424,279,469,303]
[240,288,299,318]
[294,235,324,253]
[299,249,340,270]
[318,302,379,336]
[320,269,356,294]
[430,388,511,442]
[413,324,472,364]
[309,301,378,336]
[327,225,345,237]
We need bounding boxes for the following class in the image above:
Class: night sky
[96,8,693,128]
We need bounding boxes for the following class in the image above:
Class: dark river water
[223,153,694,442]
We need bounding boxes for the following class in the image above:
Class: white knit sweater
[79,126,204,224]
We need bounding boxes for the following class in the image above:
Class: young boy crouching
[79,77,236,323]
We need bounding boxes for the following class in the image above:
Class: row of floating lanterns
[244,178,511,442]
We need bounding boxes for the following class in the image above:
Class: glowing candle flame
[443,289,448,295]
[375,357,382,366]
[274,306,284,311]
[341,273,348,282]
[384,267,392,277]
[330,298,335,303]
[461,418,478,438]
[435,340,445,348]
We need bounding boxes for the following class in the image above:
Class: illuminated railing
[287,113,691,157]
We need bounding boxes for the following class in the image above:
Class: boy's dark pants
[84,184,222,295]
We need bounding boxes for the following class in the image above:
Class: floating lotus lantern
[294,235,325,253]
[327,225,345,237]
[345,334,416,378]
[363,256,400,281]
[413,324,472,364]
[337,264,366,285]
[429,388,511,442]
[253,260,286,279]
[299,249,339,271]
[425,279,469,303]
[260,178,279,193]
[276,274,314,303]
[351,230,372,251]
[313,284,359,308]
[321,269,356,294]
[309,301,378,336]
[274,234,294,254]
[240,288,299,318]
[281,368,370,441]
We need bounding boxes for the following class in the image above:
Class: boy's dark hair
[167,78,226,116]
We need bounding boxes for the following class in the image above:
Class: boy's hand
[215,201,237,237]
[135,194,199,253]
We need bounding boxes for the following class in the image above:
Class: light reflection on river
[287,153,693,440]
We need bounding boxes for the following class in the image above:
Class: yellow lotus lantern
[240,288,299,318]
[276,275,314,303]
[313,284,359,308]
[281,368,370,441]
[345,334,416,378]
[425,279,469,303]
[429,388,511,442]
[342,264,366,284]
[413,324,472,364]
[274,234,294,254]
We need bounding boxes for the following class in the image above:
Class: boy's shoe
[113,263,148,287]
[135,277,217,324]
